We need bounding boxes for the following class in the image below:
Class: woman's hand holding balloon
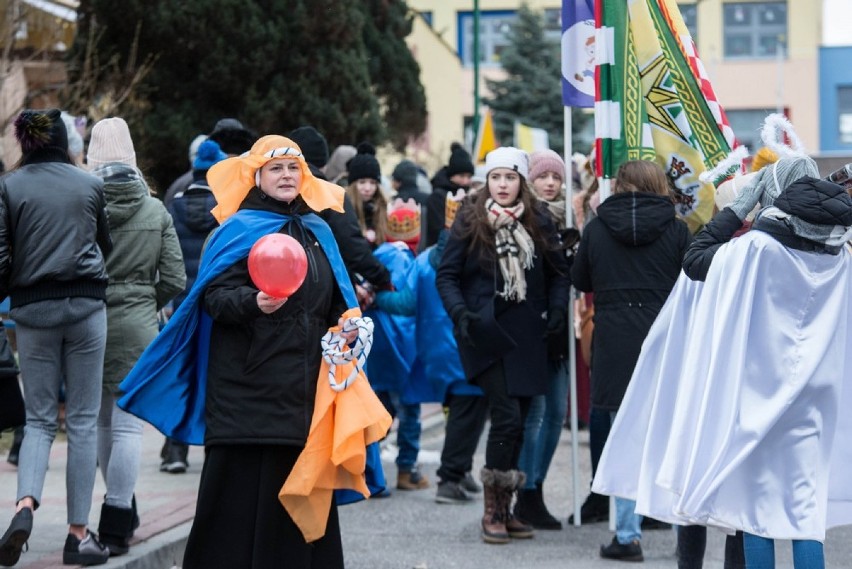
[257,291,288,314]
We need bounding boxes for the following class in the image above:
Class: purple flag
[562,0,596,107]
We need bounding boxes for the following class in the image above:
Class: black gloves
[546,307,567,337]
[449,305,481,348]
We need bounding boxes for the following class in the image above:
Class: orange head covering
[207,134,345,223]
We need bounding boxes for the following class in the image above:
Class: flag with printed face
[562,0,596,107]
[595,0,737,232]
[514,121,550,153]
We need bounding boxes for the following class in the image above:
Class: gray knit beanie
[738,155,819,209]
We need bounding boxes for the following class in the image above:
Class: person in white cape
[592,156,852,569]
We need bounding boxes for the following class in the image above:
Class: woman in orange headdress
[119,135,390,569]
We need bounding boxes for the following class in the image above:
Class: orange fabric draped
[278,308,392,542]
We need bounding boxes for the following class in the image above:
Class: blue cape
[364,243,418,400]
[408,250,482,399]
[118,208,385,502]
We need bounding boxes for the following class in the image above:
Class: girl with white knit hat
[436,147,572,544]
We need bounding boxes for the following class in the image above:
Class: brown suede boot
[504,471,534,539]
[480,468,510,544]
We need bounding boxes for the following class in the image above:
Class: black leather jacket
[0,161,112,308]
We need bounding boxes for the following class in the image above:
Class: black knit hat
[289,126,329,168]
[14,109,68,155]
[392,159,418,186]
[207,118,256,155]
[446,142,474,177]
[347,142,381,182]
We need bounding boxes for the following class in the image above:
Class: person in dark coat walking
[436,147,571,544]
[425,143,475,247]
[570,159,692,562]
[160,139,228,476]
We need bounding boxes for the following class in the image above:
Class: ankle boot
[97,503,134,556]
[480,468,509,544]
[533,483,563,530]
[503,471,533,539]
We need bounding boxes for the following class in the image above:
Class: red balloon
[247,234,308,298]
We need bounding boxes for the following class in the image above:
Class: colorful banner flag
[473,108,499,163]
[595,0,735,232]
[514,121,550,153]
[562,0,596,107]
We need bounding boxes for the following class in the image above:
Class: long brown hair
[613,160,672,197]
[346,182,389,245]
[457,178,549,261]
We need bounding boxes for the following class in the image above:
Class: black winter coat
[436,205,572,397]
[202,189,347,446]
[167,173,219,309]
[571,191,692,410]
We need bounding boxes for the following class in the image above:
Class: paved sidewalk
[3,402,852,568]
[0,424,198,569]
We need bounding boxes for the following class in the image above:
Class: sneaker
[0,508,33,567]
[159,441,188,474]
[63,531,109,566]
[460,471,482,494]
[397,466,429,490]
[600,536,644,562]
[435,480,472,504]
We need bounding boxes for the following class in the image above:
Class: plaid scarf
[90,162,144,184]
[486,198,535,301]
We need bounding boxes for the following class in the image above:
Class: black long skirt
[182,445,344,569]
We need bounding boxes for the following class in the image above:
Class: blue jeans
[743,534,824,569]
[518,359,569,489]
[616,497,643,544]
[377,391,422,472]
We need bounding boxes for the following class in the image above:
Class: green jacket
[102,170,186,393]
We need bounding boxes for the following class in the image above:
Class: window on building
[679,3,698,41]
[458,10,516,68]
[542,8,562,44]
[723,2,787,59]
[419,11,433,28]
[727,108,783,151]
[839,86,852,145]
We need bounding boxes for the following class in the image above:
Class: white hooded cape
[592,231,852,541]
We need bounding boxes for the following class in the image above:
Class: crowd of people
[0,108,850,569]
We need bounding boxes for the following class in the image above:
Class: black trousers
[676,526,745,569]
[476,361,531,472]
[183,445,343,569]
[436,393,489,483]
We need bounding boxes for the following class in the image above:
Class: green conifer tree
[68,0,426,189]
[483,4,590,156]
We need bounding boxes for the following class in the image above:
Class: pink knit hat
[529,149,565,182]
[87,117,137,168]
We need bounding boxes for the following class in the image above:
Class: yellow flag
[514,121,550,153]
[474,108,499,163]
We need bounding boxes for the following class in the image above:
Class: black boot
[97,504,134,556]
[6,426,23,466]
[567,491,609,524]
[513,484,562,530]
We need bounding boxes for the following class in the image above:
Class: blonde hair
[346,181,389,246]
[613,160,671,197]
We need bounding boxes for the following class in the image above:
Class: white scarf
[486,198,535,301]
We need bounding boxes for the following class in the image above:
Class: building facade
[406,0,842,169]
